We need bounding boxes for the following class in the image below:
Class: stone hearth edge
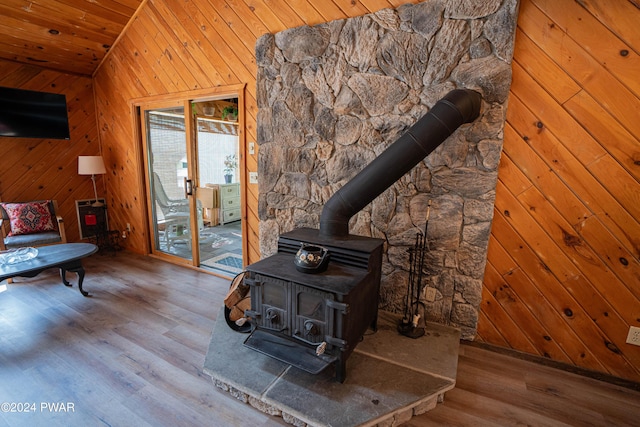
[204,310,461,427]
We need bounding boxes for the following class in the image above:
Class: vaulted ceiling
[0,0,144,76]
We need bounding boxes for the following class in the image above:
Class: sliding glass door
[141,101,199,265]
[136,89,245,276]
[193,106,242,276]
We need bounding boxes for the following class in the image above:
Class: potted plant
[223,154,238,183]
[222,105,238,122]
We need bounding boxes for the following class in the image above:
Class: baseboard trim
[463,340,640,392]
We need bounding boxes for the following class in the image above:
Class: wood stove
[243,228,384,382]
[243,89,482,382]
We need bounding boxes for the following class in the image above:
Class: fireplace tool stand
[399,201,431,338]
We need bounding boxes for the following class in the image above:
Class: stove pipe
[319,88,482,238]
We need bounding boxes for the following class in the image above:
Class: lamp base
[91,201,104,207]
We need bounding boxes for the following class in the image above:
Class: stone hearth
[204,310,460,426]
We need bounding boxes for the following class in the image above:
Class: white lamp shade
[78,156,106,175]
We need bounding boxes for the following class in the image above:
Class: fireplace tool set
[398,200,431,339]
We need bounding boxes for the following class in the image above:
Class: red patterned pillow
[1,201,57,236]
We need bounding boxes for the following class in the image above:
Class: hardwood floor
[0,251,285,427]
[408,343,640,427]
[1,251,638,427]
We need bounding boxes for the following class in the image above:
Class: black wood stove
[243,228,384,382]
[243,89,482,382]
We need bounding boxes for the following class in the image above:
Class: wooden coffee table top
[0,243,98,280]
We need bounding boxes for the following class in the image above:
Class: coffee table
[0,243,99,297]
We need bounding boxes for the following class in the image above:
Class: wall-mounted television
[0,86,70,140]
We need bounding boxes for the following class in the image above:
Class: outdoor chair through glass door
[142,102,200,265]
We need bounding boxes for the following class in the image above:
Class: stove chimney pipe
[319,88,482,238]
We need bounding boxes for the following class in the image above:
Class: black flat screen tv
[0,86,70,140]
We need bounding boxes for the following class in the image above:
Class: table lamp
[78,156,107,207]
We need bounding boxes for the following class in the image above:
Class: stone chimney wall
[255,0,520,338]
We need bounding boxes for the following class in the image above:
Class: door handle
[184,178,193,196]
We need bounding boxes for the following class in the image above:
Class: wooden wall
[480,0,640,382]
[92,0,423,266]
[91,0,640,382]
[0,60,101,243]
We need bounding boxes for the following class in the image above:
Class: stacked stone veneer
[256,0,519,339]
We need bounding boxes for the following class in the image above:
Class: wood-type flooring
[0,251,638,426]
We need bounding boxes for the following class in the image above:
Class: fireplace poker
[399,231,425,338]
[416,200,431,313]
[399,234,420,334]
[400,245,415,329]
[399,200,431,339]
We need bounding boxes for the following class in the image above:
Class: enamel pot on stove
[294,243,330,273]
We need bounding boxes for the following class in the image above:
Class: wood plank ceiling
[0,0,144,76]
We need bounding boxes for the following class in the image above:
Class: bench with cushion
[0,200,67,251]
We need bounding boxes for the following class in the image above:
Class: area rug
[201,253,243,275]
